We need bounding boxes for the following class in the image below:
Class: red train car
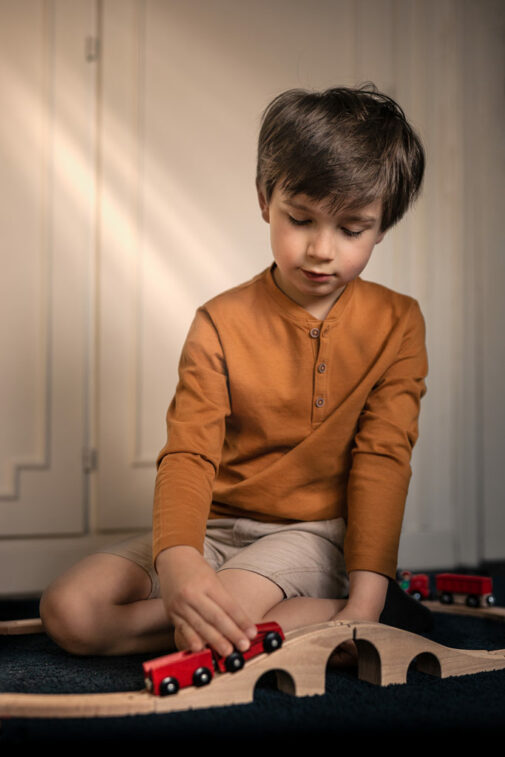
[143,621,284,696]
[144,647,215,695]
[436,573,495,608]
[397,570,431,601]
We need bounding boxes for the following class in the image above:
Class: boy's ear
[257,184,270,223]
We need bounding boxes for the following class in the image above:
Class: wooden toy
[435,573,495,608]
[0,618,44,635]
[0,601,504,719]
[143,622,284,696]
[397,570,496,607]
[397,570,431,601]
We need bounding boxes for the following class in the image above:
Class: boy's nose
[306,233,335,262]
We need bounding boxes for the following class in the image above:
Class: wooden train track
[1,602,505,719]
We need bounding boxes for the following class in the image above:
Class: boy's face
[258,184,385,318]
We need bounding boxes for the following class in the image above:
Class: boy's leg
[217,568,346,631]
[216,568,284,618]
[40,529,296,658]
[40,519,358,658]
[40,526,285,658]
[217,569,352,665]
[40,552,345,658]
[212,517,349,632]
[40,553,174,656]
[212,519,356,667]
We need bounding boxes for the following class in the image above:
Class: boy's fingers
[169,598,233,655]
[184,595,251,657]
[171,615,205,653]
[160,551,257,656]
[203,583,260,651]
[209,583,257,638]
[171,590,254,658]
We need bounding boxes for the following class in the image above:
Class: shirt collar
[263,263,356,326]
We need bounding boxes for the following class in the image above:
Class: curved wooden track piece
[0,618,44,635]
[1,606,504,719]
[424,600,505,622]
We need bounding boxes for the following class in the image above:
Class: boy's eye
[288,215,311,226]
[341,227,363,238]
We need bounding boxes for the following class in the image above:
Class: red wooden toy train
[143,621,285,696]
[398,570,496,608]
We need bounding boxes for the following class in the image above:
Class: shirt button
[317,362,327,373]
[309,328,320,338]
[315,397,325,408]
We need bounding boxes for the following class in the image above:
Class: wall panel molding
[0,0,97,538]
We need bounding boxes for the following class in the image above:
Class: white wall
[1,0,503,594]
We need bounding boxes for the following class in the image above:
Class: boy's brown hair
[256,84,425,232]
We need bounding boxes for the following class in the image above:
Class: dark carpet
[1,572,505,748]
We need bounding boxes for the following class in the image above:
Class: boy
[40,85,431,665]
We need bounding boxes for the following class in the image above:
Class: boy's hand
[156,545,257,658]
[329,569,389,668]
[342,569,389,621]
[328,604,379,668]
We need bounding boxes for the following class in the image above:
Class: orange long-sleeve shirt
[153,265,428,580]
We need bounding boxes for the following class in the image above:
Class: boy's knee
[40,583,107,656]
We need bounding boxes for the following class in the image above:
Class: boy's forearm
[342,569,389,621]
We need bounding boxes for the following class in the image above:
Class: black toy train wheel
[466,595,479,608]
[225,651,245,673]
[440,592,453,605]
[263,631,283,653]
[193,666,213,687]
[160,676,180,696]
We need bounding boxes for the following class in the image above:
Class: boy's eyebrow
[285,199,378,225]
[284,199,315,213]
[339,212,378,225]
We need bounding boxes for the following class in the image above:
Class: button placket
[310,324,329,425]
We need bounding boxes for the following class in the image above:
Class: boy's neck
[304,290,345,321]
[271,264,346,321]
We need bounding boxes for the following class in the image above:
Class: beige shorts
[98,517,349,601]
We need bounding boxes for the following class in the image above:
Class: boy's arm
[153,308,257,653]
[152,308,229,560]
[335,570,388,622]
[328,570,388,668]
[343,298,428,587]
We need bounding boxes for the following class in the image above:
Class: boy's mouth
[302,269,334,282]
